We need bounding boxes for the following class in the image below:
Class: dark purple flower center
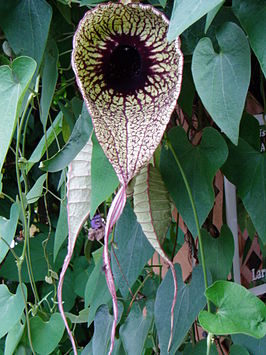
[105,44,142,92]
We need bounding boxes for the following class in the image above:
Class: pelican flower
[69,2,183,354]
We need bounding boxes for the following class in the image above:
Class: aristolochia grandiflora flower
[69,2,183,354]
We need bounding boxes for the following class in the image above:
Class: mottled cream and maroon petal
[72,2,183,184]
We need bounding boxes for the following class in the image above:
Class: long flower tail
[103,184,127,354]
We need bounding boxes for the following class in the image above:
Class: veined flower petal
[72,2,183,184]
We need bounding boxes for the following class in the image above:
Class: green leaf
[26,174,46,204]
[199,281,266,338]
[160,126,228,236]
[90,133,119,217]
[184,339,218,355]
[177,63,195,116]
[120,301,153,355]
[41,103,93,172]
[92,303,123,355]
[30,313,65,355]
[40,39,58,128]
[222,138,266,244]
[0,0,52,70]
[230,344,250,355]
[155,265,208,354]
[232,0,266,77]
[0,233,54,282]
[204,1,225,33]
[0,284,27,339]
[85,248,113,327]
[111,203,154,298]
[53,199,68,262]
[0,202,20,263]
[0,56,36,178]
[133,164,172,258]
[27,111,62,173]
[192,22,251,144]
[73,257,93,299]
[4,321,25,355]
[232,333,266,355]
[168,0,224,41]
[200,225,234,281]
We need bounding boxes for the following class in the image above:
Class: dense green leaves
[30,313,65,355]
[111,203,154,298]
[199,281,266,338]
[0,56,36,180]
[168,0,224,41]
[161,126,227,236]
[155,265,208,354]
[222,138,266,244]
[0,284,27,339]
[26,174,46,204]
[232,0,266,77]
[192,22,251,144]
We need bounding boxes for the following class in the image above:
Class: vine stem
[166,136,210,312]
[15,93,36,354]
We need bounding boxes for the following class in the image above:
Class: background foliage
[0,0,265,354]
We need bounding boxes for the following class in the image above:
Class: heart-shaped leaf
[168,0,224,41]
[200,225,234,281]
[111,203,154,298]
[232,0,266,77]
[92,302,124,355]
[120,301,153,355]
[192,22,251,144]
[155,264,208,354]
[0,202,20,263]
[0,56,36,179]
[30,313,65,355]
[199,281,266,338]
[160,126,228,236]
[0,284,27,339]
[222,137,266,244]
